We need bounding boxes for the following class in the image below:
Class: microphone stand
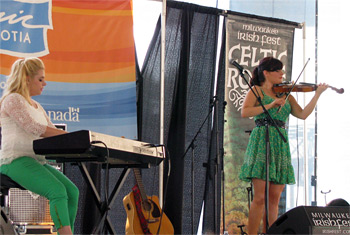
[237,68,286,232]
[182,96,218,234]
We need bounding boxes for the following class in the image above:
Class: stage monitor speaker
[267,206,350,234]
[7,163,63,225]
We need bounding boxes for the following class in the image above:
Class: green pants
[0,157,79,232]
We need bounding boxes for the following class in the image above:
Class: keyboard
[33,130,164,166]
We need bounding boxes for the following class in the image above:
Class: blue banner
[0,0,52,57]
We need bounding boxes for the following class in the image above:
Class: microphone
[229,59,244,73]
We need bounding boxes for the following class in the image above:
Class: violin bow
[284,58,310,100]
[277,58,310,113]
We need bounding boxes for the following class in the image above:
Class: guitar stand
[77,162,151,234]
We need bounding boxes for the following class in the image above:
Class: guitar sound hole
[150,200,161,218]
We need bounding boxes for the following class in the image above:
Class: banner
[0,0,137,138]
[224,14,298,234]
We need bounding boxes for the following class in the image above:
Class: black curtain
[138,2,223,234]
[202,18,226,234]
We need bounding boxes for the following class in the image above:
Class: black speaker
[267,206,350,234]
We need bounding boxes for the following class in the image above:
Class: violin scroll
[329,86,344,94]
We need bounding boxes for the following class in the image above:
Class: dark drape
[202,18,226,234]
[138,2,222,234]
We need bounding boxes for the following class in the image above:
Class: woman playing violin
[239,56,328,235]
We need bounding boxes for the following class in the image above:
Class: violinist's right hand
[270,98,285,109]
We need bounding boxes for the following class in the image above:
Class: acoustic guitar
[123,169,174,234]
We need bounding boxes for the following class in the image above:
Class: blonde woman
[0,58,79,235]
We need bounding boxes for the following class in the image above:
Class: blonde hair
[0,57,45,105]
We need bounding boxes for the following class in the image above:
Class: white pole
[302,22,309,206]
[159,0,166,207]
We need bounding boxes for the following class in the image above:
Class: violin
[272,82,344,95]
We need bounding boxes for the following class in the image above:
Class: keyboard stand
[78,162,122,234]
[77,162,150,234]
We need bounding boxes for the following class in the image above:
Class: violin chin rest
[276,93,285,98]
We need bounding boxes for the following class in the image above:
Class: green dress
[239,89,296,185]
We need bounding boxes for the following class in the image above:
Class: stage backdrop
[0,0,137,139]
[224,14,299,234]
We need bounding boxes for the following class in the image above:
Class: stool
[1,173,24,189]
[0,173,25,206]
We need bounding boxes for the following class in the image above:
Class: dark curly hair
[250,57,283,86]
[326,198,350,207]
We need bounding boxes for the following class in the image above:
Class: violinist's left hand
[316,83,329,95]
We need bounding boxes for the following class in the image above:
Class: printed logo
[0,0,52,57]
[48,107,80,123]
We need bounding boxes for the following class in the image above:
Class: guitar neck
[133,168,148,202]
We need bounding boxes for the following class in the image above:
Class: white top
[0,93,54,165]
